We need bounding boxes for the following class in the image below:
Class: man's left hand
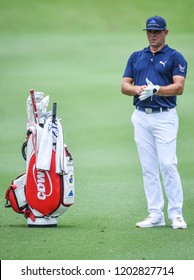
[139,78,160,101]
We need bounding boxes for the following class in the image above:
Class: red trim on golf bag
[26,150,62,216]
[5,174,36,221]
[5,185,25,214]
[5,174,27,213]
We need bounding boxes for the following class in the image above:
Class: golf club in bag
[5,90,75,227]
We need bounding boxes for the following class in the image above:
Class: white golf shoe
[136,215,165,228]
[171,216,187,229]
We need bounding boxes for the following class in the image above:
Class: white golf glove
[139,78,160,101]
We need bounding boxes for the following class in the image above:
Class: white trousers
[131,108,183,220]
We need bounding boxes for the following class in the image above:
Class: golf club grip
[52,102,57,122]
[30,89,38,124]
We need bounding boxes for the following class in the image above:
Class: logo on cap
[143,16,167,31]
[148,19,160,27]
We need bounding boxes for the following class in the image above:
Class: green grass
[0,1,194,260]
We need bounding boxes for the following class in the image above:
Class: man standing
[121,16,187,229]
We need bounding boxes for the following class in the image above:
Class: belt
[136,106,172,114]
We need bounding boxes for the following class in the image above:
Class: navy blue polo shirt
[123,44,187,108]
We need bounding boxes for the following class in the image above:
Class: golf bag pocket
[5,174,27,213]
[26,151,61,216]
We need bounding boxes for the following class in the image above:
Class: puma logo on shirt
[159,61,167,66]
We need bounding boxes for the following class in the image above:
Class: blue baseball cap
[143,16,167,31]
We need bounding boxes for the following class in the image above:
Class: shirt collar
[145,44,169,53]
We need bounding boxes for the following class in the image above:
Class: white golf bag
[5,90,75,227]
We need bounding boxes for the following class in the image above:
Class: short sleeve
[122,52,140,78]
[172,51,187,78]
